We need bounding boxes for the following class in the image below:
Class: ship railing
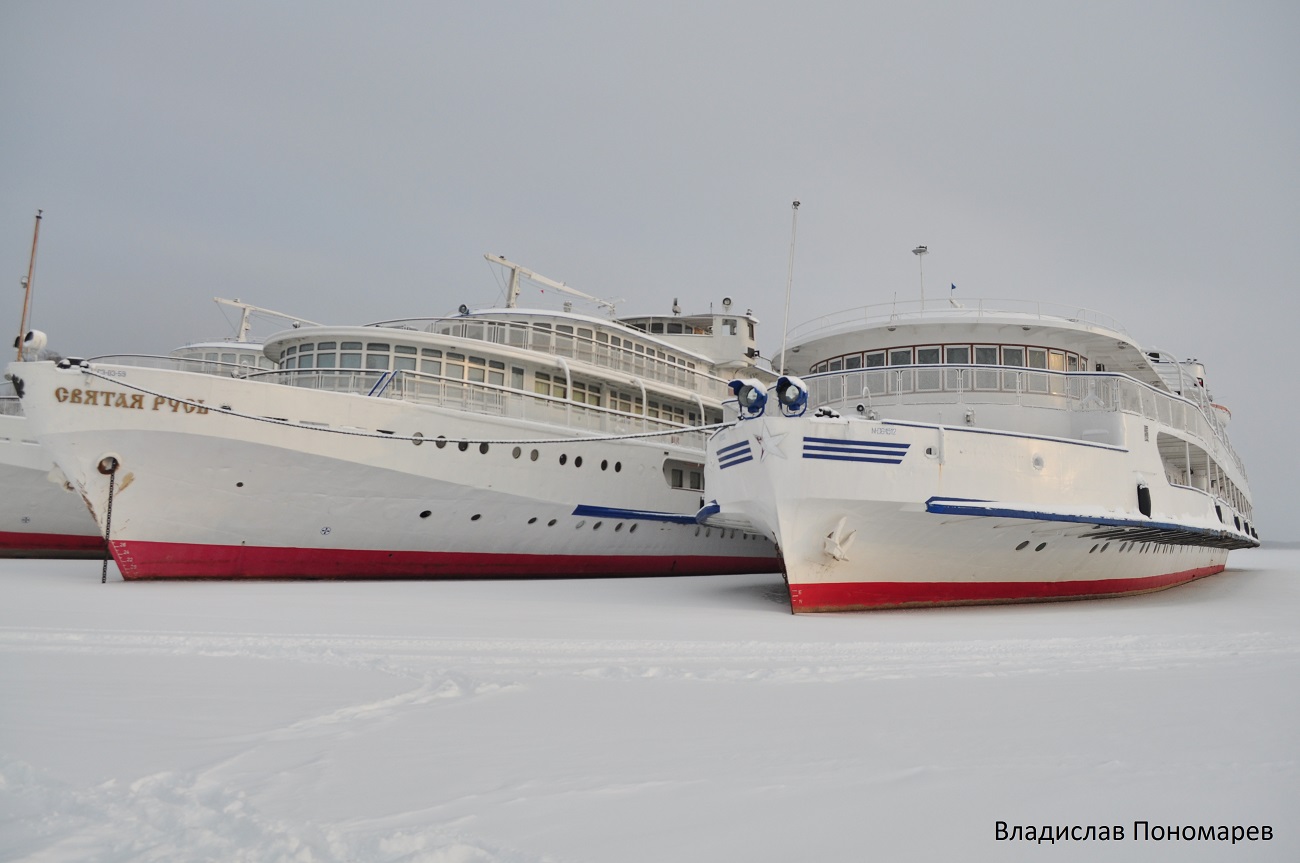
[89,354,263,378]
[806,364,1245,477]
[786,298,1128,344]
[245,367,709,450]
[0,395,22,417]
[370,316,733,400]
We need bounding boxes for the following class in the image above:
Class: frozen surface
[1,549,1297,862]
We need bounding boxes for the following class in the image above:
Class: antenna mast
[779,201,801,374]
[15,210,42,361]
[912,245,928,308]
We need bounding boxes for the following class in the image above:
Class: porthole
[574,456,583,468]
[236,482,244,488]
[925,447,936,457]
[1089,544,1098,553]
[694,526,701,536]
[593,521,602,530]
[547,519,557,526]
[629,524,638,533]
[1120,542,1128,552]
[575,520,585,529]
[1015,540,1029,551]
[436,436,448,449]
[1035,542,1047,552]
[458,441,469,452]
[479,443,489,454]
[614,523,623,532]
[559,454,568,465]
[471,514,481,521]
[412,432,424,446]
[527,517,537,524]
[615,462,622,472]
[601,460,609,470]
[530,449,539,461]
[1101,542,1110,552]
[1032,455,1045,471]
[420,510,431,519]
[512,447,522,459]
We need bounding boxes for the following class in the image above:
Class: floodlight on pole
[912,245,928,308]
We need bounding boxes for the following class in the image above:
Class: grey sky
[3,1,1296,537]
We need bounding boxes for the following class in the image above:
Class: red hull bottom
[110,540,782,580]
[788,564,1227,612]
[0,530,106,559]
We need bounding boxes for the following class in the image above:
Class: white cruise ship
[8,259,780,579]
[702,298,1258,612]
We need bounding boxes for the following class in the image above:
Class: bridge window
[393,345,417,371]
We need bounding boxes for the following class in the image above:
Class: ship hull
[13,362,779,579]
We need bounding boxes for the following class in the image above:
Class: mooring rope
[80,367,733,446]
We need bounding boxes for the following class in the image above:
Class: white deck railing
[371,317,732,399]
[246,367,709,450]
[806,365,1245,478]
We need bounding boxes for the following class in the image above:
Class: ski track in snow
[1,751,549,863]
[3,625,1297,862]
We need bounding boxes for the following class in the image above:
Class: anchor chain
[98,456,119,583]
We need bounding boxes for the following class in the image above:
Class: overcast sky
[3,1,1296,537]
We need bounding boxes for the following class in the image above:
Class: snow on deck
[2,549,1297,861]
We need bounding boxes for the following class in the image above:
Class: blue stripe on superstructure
[801,436,909,464]
[803,436,910,449]
[803,443,910,456]
[719,453,754,469]
[716,440,752,456]
[803,453,906,464]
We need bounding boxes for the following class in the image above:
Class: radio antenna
[779,201,801,374]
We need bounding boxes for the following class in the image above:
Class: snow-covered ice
[2,549,1296,862]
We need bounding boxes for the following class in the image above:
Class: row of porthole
[414,510,767,542]
[1015,539,1204,555]
[417,435,624,472]
[1086,541,1195,554]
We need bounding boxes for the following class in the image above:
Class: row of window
[435,319,702,376]
[809,344,1089,375]
[281,340,707,425]
[173,349,275,370]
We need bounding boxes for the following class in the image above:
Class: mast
[15,209,42,361]
[212,297,322,341]
[484,254,619,315]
